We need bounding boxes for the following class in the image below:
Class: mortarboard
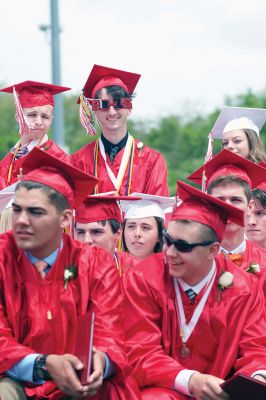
[82,64,141,99]
[19,147,98,209]
[76,195,139,224]
[0,80,71,107]
[171,181,244,241]
[187,149,266,189]
[211,106,266,138]
[120,193,175,221]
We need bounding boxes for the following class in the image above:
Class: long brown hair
[245,129,266,163]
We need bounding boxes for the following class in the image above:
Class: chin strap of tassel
[13,87,32,136]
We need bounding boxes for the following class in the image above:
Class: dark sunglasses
[163,230,214,253]
[88,98,132,111]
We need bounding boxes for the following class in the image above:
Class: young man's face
[246,199,266,248]
[95,88,131,135]
[209,183,249,235]
[12,187,68,258]
[21,104,53,140]
[75,220,120,254]
[164,220,218,285]
[123,217,159,260]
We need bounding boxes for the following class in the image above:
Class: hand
[253,374,266,383]
[188,372,230,400]
[45,354,90,398]
[85,347,106,396]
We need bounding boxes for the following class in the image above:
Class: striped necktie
[34,260,49,279]
[185,288,197,305]
[15,146,29,160]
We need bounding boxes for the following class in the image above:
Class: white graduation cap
[119,193,176,221]
[211,106,266,138]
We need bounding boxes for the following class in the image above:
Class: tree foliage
[1,87,265,195]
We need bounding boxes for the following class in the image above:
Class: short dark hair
[173,219,219,243]
[98,219,121,234]
[207,175,252,202]
[252,188,266,208]
[122,216,165,254]
[16,181,69,213]
[94,85,133,101]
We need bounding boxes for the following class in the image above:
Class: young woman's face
[222,129,250,159]
[124,217,159,260]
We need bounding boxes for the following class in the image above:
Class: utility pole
[50,0,66,150]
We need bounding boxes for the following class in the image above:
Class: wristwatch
[33,354,51,381]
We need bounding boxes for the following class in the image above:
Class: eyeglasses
[163,230,214,253]
[87,98,132,111]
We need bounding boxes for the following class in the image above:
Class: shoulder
[124,252,169,292]
[245,239,266,259]
[71,140,97,157]
[64,235,116,275]
[133,138,166,161]
[215,254,259,296]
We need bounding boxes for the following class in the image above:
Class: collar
[101,132,128,156]
[25,240,63,266]
[220,239,246,255]
[177,261,216,295]
[11,135,49,154]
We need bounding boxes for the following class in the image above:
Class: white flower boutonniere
[64,265,77,289]
[218,271,233,302]
[137,141,144,155]
[246,263,260,274]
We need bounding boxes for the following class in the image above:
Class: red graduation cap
[82,64,141,99]
[0,80,71,107]
[20,148,98,209]
[172,181,244,241]
[76,195,140,223]
[187,149,266,189]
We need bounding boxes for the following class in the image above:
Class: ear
[60,209,73,230]
[248,198,255,210]
[114,227,122,244]
[207,242,221,259]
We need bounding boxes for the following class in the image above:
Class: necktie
[15,146,29,160]
[109,145,119,164]
[227,253,244,266]
[34,260,49,279]
[185,288,197,305]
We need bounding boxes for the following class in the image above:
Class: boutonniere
[218,271,233,302]
[137,141,144,155]
[246,263,260,274]
[64,265,77,289]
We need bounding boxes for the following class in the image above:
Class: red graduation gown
[0,231,140,399]
[241,239,266,271]
[116,251,139,276]
[70,138,169,196]
[123,253,266,398]
[0,139,70,190]
[219,239,266,290]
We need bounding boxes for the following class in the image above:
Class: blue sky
[1,0,266,120]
